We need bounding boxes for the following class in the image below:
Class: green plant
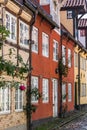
[24,87,42,113]
[0,25,10,48]
[58,59,68,77]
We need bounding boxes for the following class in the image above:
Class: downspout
[59,27,63,117]
[78,52,80,110]
[27,9,38,130]
[73,11,81,110]
[85,28,87,49]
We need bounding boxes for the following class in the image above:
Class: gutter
[24,0,59,29]
[25,3,38,130]
[61,25,87,53]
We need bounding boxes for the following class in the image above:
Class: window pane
[0,85,10,113]
[42,78,49,103]
[15,86,23,111]
[19,20,29,47]
[42,32,49,57]
[68,83,72,102]
[62,83,66,102]
[53,40,58,61]
[31,76,38,103]
[68,49,71,67]
[6,11,16,41]
[62,45,66,65]
[32,26,38,53]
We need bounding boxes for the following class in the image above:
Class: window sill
[6,38,17,44]
[15,109,23,112]
[0,111,10,115]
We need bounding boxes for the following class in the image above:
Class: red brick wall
[31,15,75,121]
[32,15,60,120]
[61,37,75,111]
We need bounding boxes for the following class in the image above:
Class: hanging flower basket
[19,85,26,91]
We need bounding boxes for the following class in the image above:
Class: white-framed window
[42,78,49,103]
[80,30,85,37]
[19,20,29,48]
[62,82,66,103]
[68,49,72,67]
[42,32,49,57]
[68,83,72,102]
[81,83,86,97]
[0,84,10,113]
[81,57,86,71]
[6,11,17,42]
[67,11,73,19]
[31,76,38,103]
[32,26,38,53]
[15,85,23,111]
[74,52,78,67]
[62,45,66,65]
[53,40,58,61]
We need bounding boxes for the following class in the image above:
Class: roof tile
[78,19,87,28]
[61,0,86,12]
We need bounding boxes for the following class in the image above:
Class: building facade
[60,0,87,110]
[0,0,35,130]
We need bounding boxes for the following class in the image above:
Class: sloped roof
[24,0,59,28]
[60,0,87,13]
[78,19,87,29]
[61,24,87,53]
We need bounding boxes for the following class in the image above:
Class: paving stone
[59,113,87,130]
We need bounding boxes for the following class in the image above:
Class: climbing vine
[0,25,41,113]
[58,59,68,77]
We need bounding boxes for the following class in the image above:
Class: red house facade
[60,25,75,113]
[31,6,60,121]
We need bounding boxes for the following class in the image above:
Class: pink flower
[19,85,26,91]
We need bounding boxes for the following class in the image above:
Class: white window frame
[62,45,66,65]
[19,20,29,48]
[42,78,49,103]
[62,83,66,103]
[31,76,38,103]
[67,11,73,19]
[0,84,10,114]
[68,49,72,67]
[68,83,72,102]
[15,85,23,111]
[6,11,17,43]
[53,40,58,61]
[42,32,49,57]
[32,26,38,53]
[81,83,86,97]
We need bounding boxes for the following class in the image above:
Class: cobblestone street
[59,113,87,130]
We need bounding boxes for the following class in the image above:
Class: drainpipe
[78,52,80,110]
[26,9,38,130]
[85,28,87,49]
[59,27,63,117]
[73,11,81,110]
